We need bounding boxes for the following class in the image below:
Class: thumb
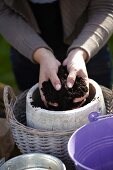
[63,58,68,66]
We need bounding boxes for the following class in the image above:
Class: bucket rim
[67,116,113,170]
[0,153,66,170]
[67,124,94,170]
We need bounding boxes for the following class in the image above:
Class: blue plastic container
[68,112,113,170]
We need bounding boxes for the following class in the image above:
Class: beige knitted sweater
[0,0,113,62]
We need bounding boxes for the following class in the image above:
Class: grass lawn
[0,35,113,88]
[0,36,17,88]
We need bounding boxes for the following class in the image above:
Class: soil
[31,65,88,111]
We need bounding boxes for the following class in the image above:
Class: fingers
[50,71,61,91]
[63,58,78,88]
[65,63,89,103]
[72,98,86,109]
[63,50,89,103]
[46,71,61,107]
[51,60,61,90]
[73,78,89,103]
[34,49,62,107]
[78,99,86,107]
[48,71,61,107]
[63,57,68,66]
[66,68,77,88]
[38,72,48,106]
[73,92,89,103]
[40,88,48,107]
[39,64,61,107]
[48,102,58,107]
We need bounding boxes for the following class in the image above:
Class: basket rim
[5,85,113,136]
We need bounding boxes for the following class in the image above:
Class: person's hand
[63,48,89,103]
[33,48,61,106]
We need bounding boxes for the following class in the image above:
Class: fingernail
[67,82,73,88]
[55,84,61,90]
[73,98,80,103]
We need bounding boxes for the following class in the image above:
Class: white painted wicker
[3,85,113,170]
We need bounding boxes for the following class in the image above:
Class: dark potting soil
[31,66,88,111]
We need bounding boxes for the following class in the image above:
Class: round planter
[26,79,106,131]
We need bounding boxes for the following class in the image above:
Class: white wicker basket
[3,85,113,170]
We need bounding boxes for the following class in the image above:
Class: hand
[63,48,89,103]
[33,48,61,106]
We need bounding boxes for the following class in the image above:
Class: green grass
[0,36,17,87]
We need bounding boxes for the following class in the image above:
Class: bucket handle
[88,112,113,122]
[3,86,17,119]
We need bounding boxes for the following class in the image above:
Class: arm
[0,1,62,105]
[0,0,52,62]
[68,0,113,61]
[63,0,113,102]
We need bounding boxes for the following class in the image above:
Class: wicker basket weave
[3,85,113,170]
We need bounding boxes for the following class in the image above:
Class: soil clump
[31,66,88,111]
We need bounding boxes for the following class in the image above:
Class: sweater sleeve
[68,0,113,61]
[0,0,52,62]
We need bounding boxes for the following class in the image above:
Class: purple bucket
[68,112,113,170]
